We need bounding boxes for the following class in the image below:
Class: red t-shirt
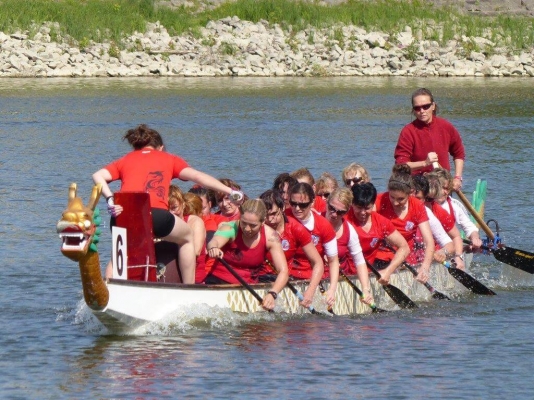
[375,192,429,251]
[105,148,189,209]
[346,210,397,265]
[210,226,267,284]
[394,116,465,173]
[314,195,326,214]
[261,216,313,275]
[331,220,356,277]
[429,201,456,232]
[291,214,336,279]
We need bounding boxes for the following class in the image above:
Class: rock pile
[1,18,533,77]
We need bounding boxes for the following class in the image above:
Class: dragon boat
[57,181,487,334]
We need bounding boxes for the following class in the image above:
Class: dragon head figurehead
[57,183,102,262]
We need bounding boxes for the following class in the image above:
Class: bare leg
[163,215,196,284]
[105,260,112,279]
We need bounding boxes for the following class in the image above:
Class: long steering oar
[339,270,387,313]
[366,262,418,309]
[218,258,273,312]
[403,263,450,300]
[456,190,534,273]
[441,260,496,295]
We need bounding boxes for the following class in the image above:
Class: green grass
[0,0,532,51]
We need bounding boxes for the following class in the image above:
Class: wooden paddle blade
[371,305,389,313]
[383,284,418,309]
[403,263,450,301]
[493,246,534,274]
[446,267,496,295]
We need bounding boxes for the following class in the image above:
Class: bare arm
[452,158,464,191]
[188,215,206,257]
[179,167,234,195]
[92,168,114,199]
[206,224,233,259]
[264,226,289,310]
[379,230,410,285]
[417,221,435,283]
[301,242,324,308]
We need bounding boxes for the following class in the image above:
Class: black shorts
[110,207,175,238]
[151,208,176,238]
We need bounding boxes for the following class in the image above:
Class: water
[1,76,534,399]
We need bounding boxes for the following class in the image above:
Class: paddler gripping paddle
[339,270,387,313]
[366,262,418,309]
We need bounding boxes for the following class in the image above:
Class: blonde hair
[239,199,267,222]
[329,187,353,209]
[316,172,339,193]
[341,163,370,183]
[426,168,453,192]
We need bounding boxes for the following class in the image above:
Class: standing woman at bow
[92,124,243,284]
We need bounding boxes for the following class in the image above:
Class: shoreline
[2,17,533,78]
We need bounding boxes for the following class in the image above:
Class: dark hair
[216,178,242,202]
[411,87,438,115]
[412,175,429,197]
[289,182,315,201]
[188,185,216,210]
[259,189,284,211]
[273,173,298,193]
[388,164,414,194]
[352,182,377,207]
[123,124,164,150]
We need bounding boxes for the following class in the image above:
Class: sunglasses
[318,192,331,199]
[344,177,362,186]
[289,200,312,209]
[412,103,433,112]
[327,204,348,216]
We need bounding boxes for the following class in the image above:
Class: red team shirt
[374,192,429,251]
[105,148,189,210]
[346,210,397,265]
[210,225,268,284]
[291,213,336,279]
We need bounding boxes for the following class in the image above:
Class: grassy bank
[1,0,533,51]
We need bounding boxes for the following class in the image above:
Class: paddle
[218,258,273,312]
[366,262,418,309]
[441,260,496,295]
[263,259,325,315]
[402,263,450,300]
[456,190,534,273]
[464,239,534,274]
[339,270,387,313]
[318,282,336,315]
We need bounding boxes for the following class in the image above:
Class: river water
[1,76,534,399]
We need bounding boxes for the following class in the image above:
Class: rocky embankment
[1,17,533,78]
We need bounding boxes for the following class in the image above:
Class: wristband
[455,254,464,261]
[229,189,244,202]
[208,247,218,251]
[454,176,463,181]
[267,291,278,300]
[106,195,114,206]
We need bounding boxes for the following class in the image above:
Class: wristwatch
[455,254,465,261]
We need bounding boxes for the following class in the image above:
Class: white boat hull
[92,258,471,333]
